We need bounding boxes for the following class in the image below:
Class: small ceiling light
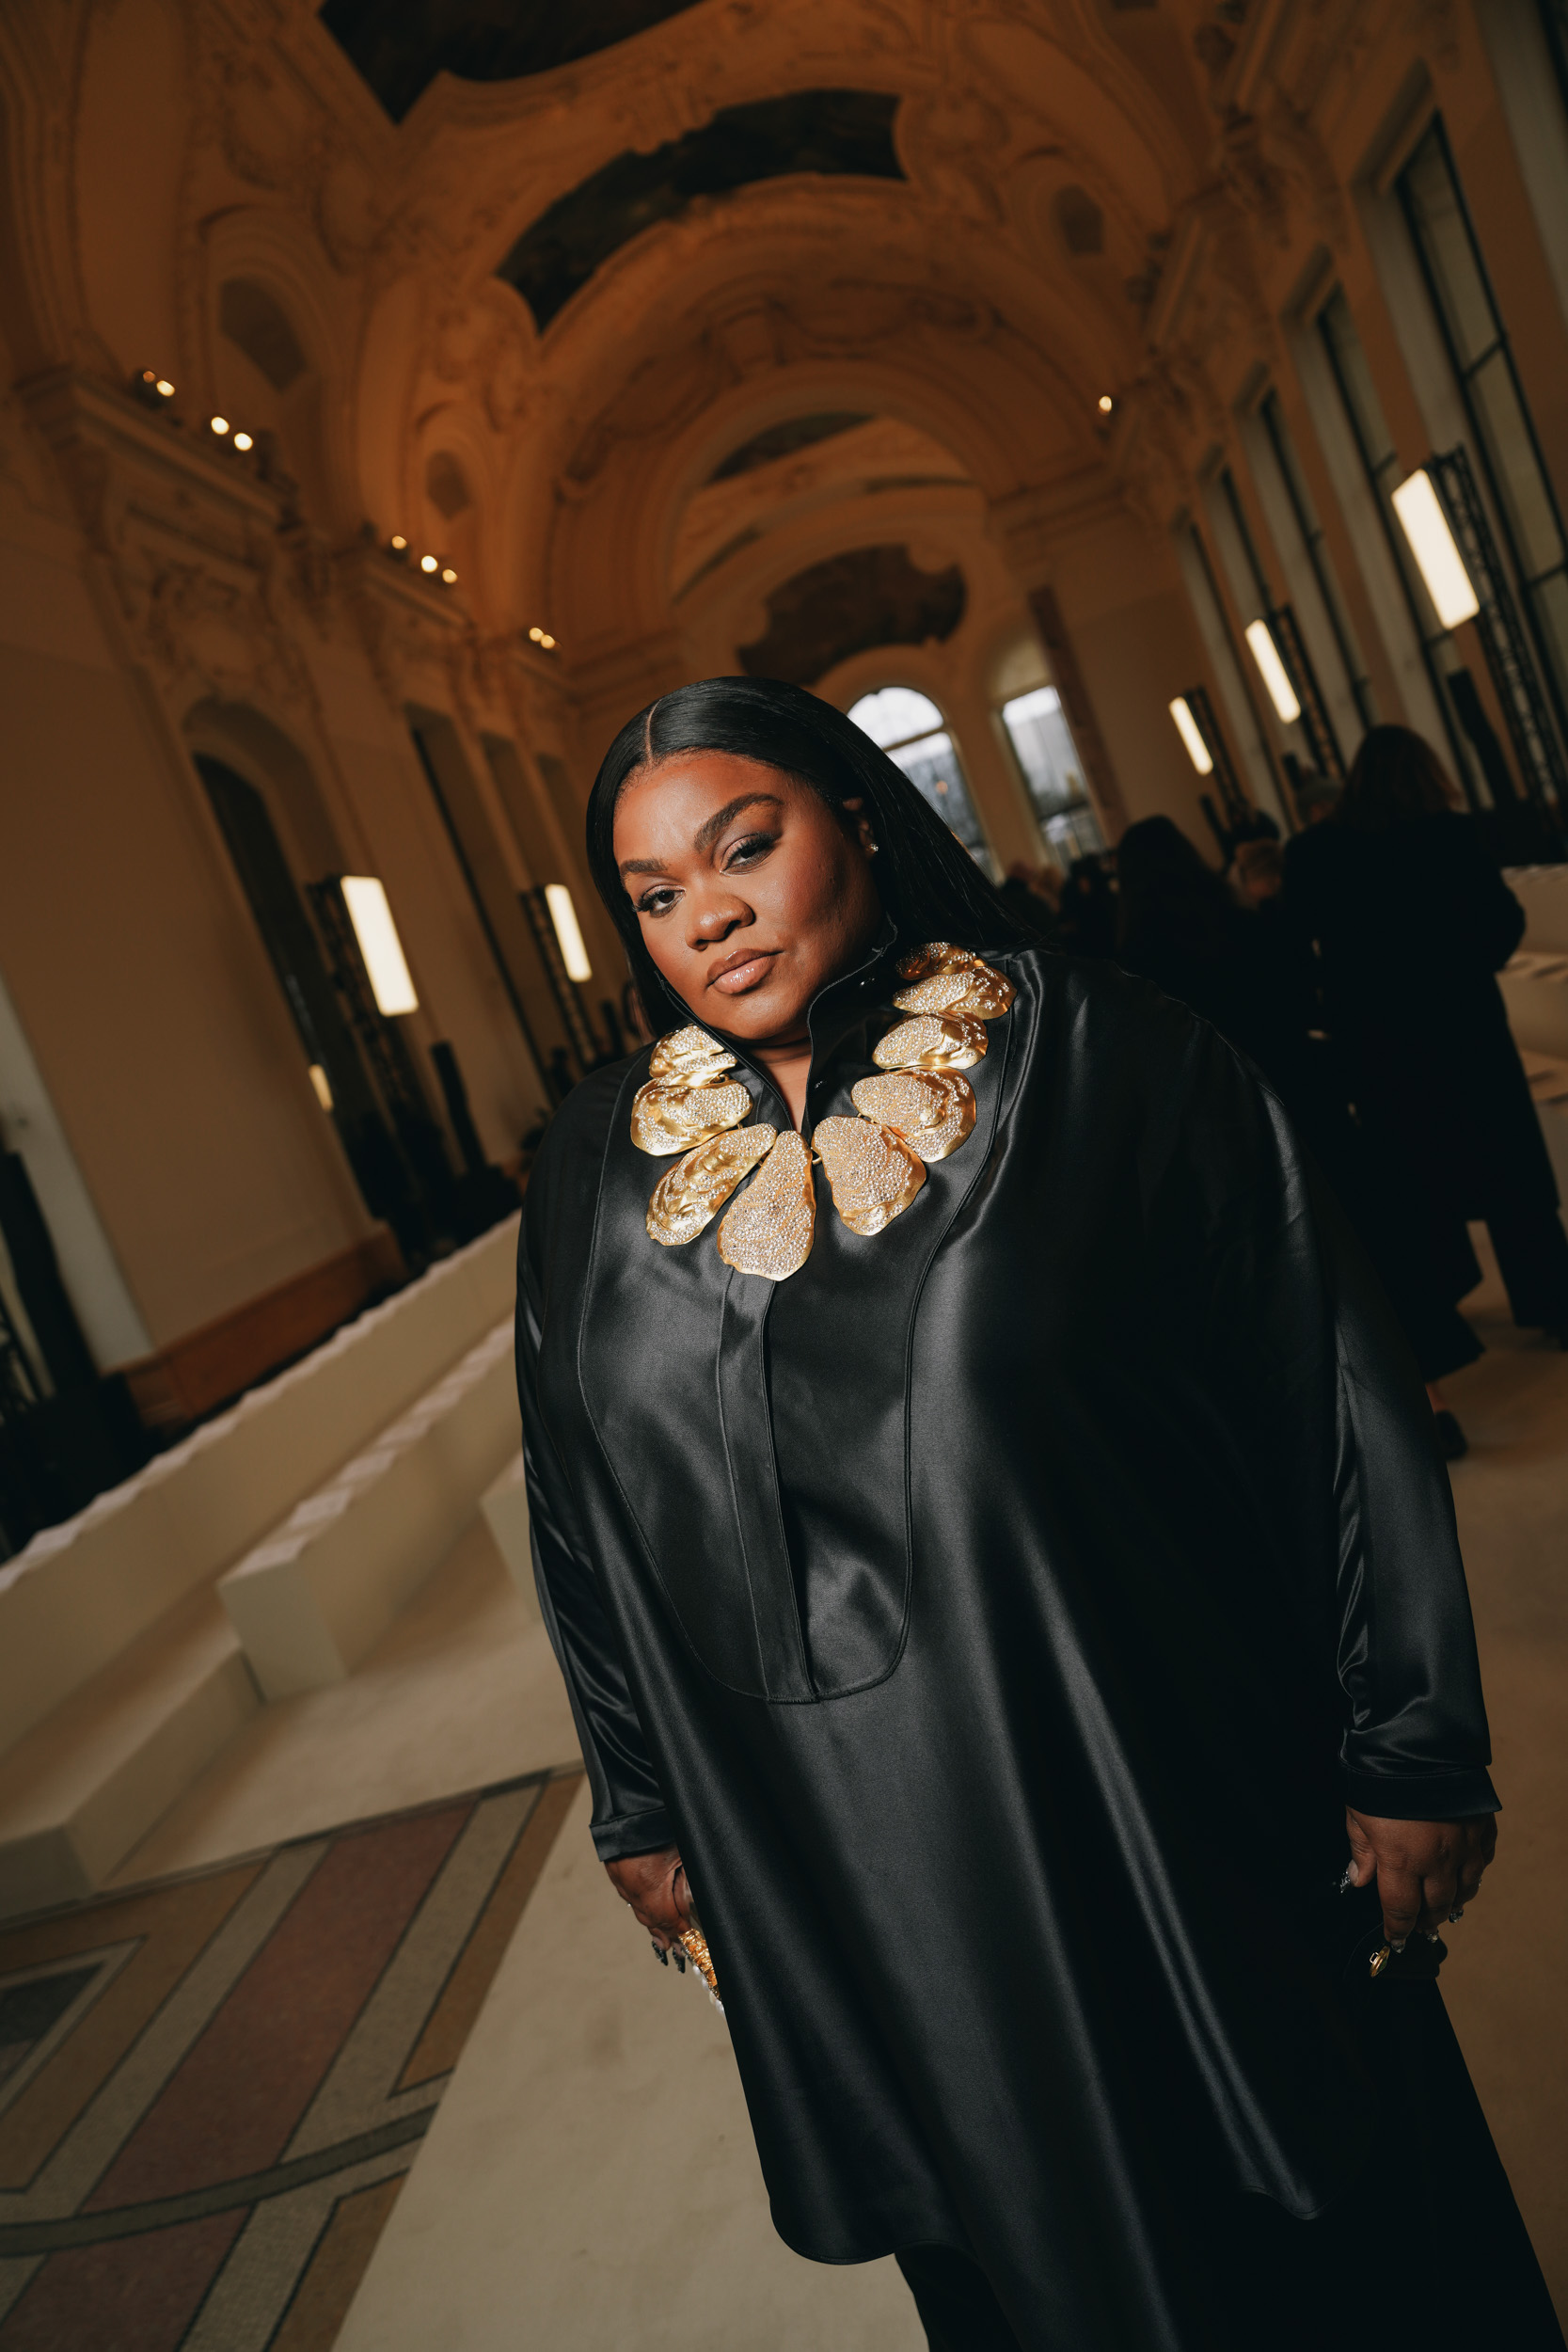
[210,415,230,436]
[440,566,457,584]
[390,534,407,550]
[308,1062,334,1112]
[540,632,557,650]
[232,431,253,453]
[1391,469,1479,629]
[1169,695,1213,775]
[420,553,438,574]
[341,876,419,1015]
[546,882,592,983]
[155,377,175,397]
[1098,394,1115,414]
[1244,619,1302,723]
[528,626,544,643]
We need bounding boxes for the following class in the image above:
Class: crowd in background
[1003,726,1568,1458]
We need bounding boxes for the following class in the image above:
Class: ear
[841,795,878,860]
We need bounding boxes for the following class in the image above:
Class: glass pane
[1043,804,1105,862]
[848,686,944,750]
[1320,290,1395,469]
[886,729,991,866]
[1001,687,1088,817]
[1469,352,1567,580]
[1401,130,1497,368]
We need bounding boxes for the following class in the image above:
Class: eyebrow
[618,792,784,877]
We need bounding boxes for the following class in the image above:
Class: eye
[725,830,777,868]
[635,884,680,918]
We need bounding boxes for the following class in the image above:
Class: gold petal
[896,941,979,983]
[850,1071,976,1161]
[647,1125,777,1246]
[892,971,978,1015]
[873,1012,987,1073]
[948,964,1015,1020]
[813,1115,926,1236]
[649,1025,736,1081]
[630,1076,752,1156]
[717,1130,816,1279]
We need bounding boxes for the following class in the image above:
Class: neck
[750,1030,813,1131]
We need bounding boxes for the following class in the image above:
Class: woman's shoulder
[523,1056,641,1241]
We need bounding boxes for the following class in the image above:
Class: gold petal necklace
[630,943,1014,1280]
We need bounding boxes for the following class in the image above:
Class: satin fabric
[515,937,1498,2350]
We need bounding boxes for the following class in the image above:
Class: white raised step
[0,1215,519,1760]
[0,1584,260,1921]
[218,1319,519,1698]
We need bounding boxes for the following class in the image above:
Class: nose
[688,892,752,950]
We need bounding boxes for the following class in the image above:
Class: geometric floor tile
[0,1772,580,2350]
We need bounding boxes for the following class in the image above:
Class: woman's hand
[1345,1807,1497,1945]
[605,1845,693,1953]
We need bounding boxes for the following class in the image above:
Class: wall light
[308,1062,334,1112]
[341,876,419,1015]
[1169,696,1213,774]
[156,378,175,398]
[546,882,592,984]
[390,534,407,550]
[540,632,557,650]
[528,626,544,642]
[232,431,254,453]
[210,415,230,437]
[1098,394,1115,414]
[1391,469,1479,628]
[440,566,457,584]
[1244,619,1301,723]
[420,553,438,574]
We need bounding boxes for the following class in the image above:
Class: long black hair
[1115,814,1238,966]
[1337,723,1458,831]
[585,676,1037,1022]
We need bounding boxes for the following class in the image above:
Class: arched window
[847,689,994,875]
[998,688,1104,863]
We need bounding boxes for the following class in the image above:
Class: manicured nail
[651,1940,668,1965]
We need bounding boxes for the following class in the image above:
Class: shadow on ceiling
[738,544,966,688]
[707,412,872,483]
[497,91,904,333]
[317,0,704,122]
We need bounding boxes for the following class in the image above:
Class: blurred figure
[998,857,1063,945]
[1285,725,1568,1439]
[1056,851,1117,957]
[1291,772,1343,827]
[1116,816,1311,1099]
[1234,836,1285,904]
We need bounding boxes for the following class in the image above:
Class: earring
[867,837,879,856]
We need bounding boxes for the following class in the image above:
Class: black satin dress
[515,934,1550,2348]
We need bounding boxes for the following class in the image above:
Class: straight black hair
[585,676,1037,1025]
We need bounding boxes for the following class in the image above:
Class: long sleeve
[515,1242,677,1863]
[1315,1168,1498,1817]
[1194,1038,1498,1821]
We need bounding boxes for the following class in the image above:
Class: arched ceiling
[317,0,706,122]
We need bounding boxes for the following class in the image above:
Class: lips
[707,949,777,995]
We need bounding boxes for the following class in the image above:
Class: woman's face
[612,750,882,1041]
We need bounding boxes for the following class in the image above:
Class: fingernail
[1338,1864,1357,1894]
[651,1940,668,1965]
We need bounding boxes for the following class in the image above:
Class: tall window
[1250,391,1376,741]
[1397,117,1568,739]
[847,689,995,875]
[1317,285,1478,792]
[997,689,1104,861]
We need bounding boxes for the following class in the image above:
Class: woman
[516,679,1557,2350]
[1284,725,1568,1429]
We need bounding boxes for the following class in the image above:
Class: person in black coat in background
[1114,816,1322,1120]
[1284,726,1568,1440]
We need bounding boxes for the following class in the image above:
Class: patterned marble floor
[0,1772,580,2350]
